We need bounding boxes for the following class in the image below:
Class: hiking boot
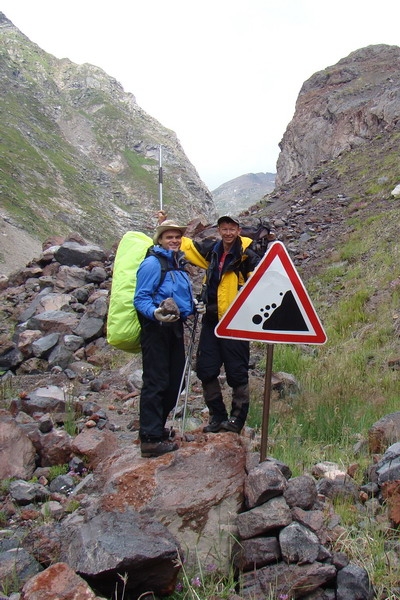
[141,439,178,458]
[220,417,243,434]
[163,427,176,440]
[203,418,224,433]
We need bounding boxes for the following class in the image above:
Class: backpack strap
[156,254,169,291]
[145,246,173,293]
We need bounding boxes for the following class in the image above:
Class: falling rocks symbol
[252,290,308,331]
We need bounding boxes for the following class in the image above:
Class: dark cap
[217,215,240,227]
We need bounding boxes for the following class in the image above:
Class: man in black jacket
[182,215,261,434]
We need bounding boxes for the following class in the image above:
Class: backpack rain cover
[107,231,153,353]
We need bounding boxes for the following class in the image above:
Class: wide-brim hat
[217,215,240,226]
[153,220,187,244]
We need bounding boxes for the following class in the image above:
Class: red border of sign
[215,241,327,344]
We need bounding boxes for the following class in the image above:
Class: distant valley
[212,172,275,216]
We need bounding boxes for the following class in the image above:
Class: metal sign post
[260,343,274,462]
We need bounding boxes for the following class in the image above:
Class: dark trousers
[138,317,185,441]
[196,318,250,422]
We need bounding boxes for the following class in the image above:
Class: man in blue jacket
[134,220,202,457]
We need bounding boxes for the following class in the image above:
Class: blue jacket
[134,245,194,321]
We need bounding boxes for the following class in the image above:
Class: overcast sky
[2,0,400,190]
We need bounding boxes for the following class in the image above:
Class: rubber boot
[202,379,228,432]
[220,383,249,433]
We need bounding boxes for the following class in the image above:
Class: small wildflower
[191,576,201,588]
[279,595,289,600]
[205,563,217,572]
[175,582,183,592]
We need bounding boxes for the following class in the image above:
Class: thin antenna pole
[158,144,163,211]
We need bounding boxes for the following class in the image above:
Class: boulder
[54,242,106,267]
[59,509,181,599]
[93,433,246,568]
[0,415,36,479]
[21,562,103,600]
[368,412,400,453]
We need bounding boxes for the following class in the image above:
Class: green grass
[64,397,79,436]
[0,478,12,496]
[123,149,158,190]
[0,376,14,406]
[0,570,21,597]
[168,551,238,600]
[47,464,69,482]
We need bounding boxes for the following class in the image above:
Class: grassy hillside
[247,127,400,458]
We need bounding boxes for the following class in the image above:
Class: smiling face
[158,229,183,252]
[218,221,241,250]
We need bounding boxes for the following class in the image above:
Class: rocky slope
[0,236,399,599]
[0,12,216,275]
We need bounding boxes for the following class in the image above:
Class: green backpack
[106,231,169,353]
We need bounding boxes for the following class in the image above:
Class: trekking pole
[170,312,199,436]
[180,313,199,432]
[158,144,163,211]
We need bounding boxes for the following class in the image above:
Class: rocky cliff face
[0,12,216,274]
[276,44,400,187]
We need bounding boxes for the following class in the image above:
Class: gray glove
[154,307,179,322]
[194,299,206,315]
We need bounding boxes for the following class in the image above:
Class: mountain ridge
[212,172,275,216]
[0,11,216,274]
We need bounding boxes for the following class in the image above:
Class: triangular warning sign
[215,241,327,344]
